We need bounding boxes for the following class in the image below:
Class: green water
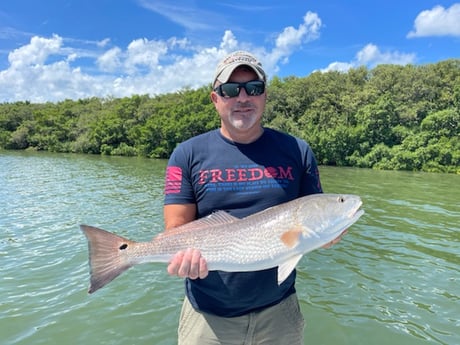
[1,151,459,345]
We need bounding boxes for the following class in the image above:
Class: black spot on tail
[119,243,128,250]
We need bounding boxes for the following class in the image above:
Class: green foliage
[0,60,459,173]
[421,109,459,138]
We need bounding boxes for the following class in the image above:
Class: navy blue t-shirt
[164,128,322,317]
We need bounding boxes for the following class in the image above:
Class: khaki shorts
[178,293,305,345]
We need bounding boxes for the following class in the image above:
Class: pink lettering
[198,170,208,184]
[264,167,278,178]
[237,169,248,181]
[248,168,264,181]
[210,169,224,183]
[226,169,237,182]
[198,166,294,184]
[278,166,294,180]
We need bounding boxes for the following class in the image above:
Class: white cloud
[263,11,322,74]
[322,61,354,73]
[275,11,322,52]
[273,11,321,62]
[356,44,415,65]
[321,44,416,72]
[8,35,63,69]
[137,0,217,31]
[124,38,168,74]
[0,11,322,103]
[97,47,122,72]
[0,26,34,40]
[408,4,460,38]
[219,30,239,52]
[97,38,111,48]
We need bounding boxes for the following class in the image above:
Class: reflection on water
[1,151,459,345]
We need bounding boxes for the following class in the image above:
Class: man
[163,50,345,344]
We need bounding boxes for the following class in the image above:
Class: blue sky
[0,0,459,103]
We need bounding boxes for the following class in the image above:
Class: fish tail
[80,224,137,294]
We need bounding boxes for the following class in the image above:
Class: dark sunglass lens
[245,81,264,96]
[220,83,240,97]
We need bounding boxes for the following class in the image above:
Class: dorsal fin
[202,211,240,225]
[158,211,239,236]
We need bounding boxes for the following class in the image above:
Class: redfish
[81,193,364,293]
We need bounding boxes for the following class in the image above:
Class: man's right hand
[167,248,209,280]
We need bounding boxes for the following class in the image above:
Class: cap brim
[215,63,265,85]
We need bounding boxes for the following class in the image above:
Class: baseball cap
[213,51,266,86]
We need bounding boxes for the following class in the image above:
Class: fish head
[297,193,364,246]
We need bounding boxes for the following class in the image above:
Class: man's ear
[210,91,219,104]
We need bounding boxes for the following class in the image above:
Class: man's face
[211,66,266,141]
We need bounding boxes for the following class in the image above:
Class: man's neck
[219,126,264,144]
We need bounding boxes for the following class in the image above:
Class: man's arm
[163,203,208,279]
[164,203,197,230]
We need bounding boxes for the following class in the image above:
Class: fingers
[167,250,184,276]
[182,248,201,279]
[198,256,208,279]
[167,249,209,280]
[322,229,348,249]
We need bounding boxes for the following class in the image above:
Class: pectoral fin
[277,255,303,285]
[280,227,302,248]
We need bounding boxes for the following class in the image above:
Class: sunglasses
[214,80,265,98]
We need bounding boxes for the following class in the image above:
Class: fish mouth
[350,201,364,221]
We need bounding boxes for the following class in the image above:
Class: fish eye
[337,196,345,203]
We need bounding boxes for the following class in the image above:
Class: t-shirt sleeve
[299,140,323,196]
[164,145,196,205]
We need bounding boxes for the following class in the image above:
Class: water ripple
[1,154,459,345]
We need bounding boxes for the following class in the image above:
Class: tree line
[0,59,459,173]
